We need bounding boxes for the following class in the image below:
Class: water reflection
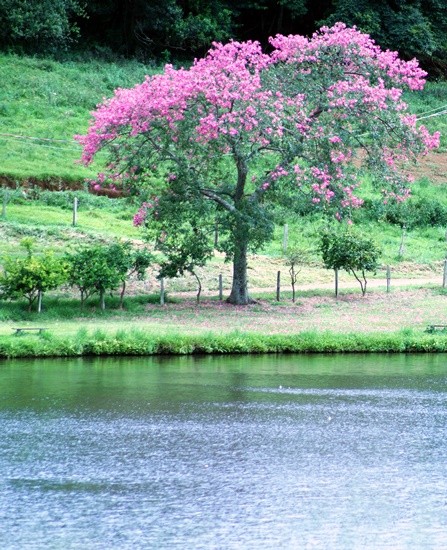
[0,354,446,548]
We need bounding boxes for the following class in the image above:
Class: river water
[0,354,446,549]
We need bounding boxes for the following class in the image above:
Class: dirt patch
[410,150,447,184]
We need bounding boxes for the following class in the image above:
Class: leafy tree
[0,238,68,311]
[66,245,121,310]
[320,0,447,75]
[229,0,310,39]
[78,23,438,305]
[105,242,153,307]
[320,229,381,295]
[155,220,214,304]
[66,242,152,309]
[0,0,86,53]
[82,0,233,59]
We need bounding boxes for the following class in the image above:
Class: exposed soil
[409,150,447,184]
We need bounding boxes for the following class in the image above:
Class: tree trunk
[227,237,252,305]
[100,289,105,311]
[119,281,126,308]
[192,270,202,304]
[226,153,251,305]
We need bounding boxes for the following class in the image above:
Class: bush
[0,238,68,311]
[362,197,447,228]
[65,241,152,310]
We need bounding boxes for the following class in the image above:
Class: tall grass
[1,327,446,358]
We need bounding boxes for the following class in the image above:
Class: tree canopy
[1,1,447,74]
[78,23,439,305]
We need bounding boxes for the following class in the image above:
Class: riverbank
[1,285,447,357]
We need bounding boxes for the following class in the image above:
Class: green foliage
[360,197,447,229]
[321,0,447,75]
[65,241,152,309]
[65,244,121,308]
[320,228,381,295]
[1,0,447,76]
[0,238,68,310]
[83,0,233,60]
[0,0,86,53]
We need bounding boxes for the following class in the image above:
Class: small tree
[320,230,381,296]
[285,246,312,303]
[66,245,122,310]
[105,242,153,307]
[0,238,68,311]
[156,222,214,304]
[66,242,153,310]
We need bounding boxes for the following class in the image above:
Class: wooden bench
[13,327,48,336]
[426,324,447,333]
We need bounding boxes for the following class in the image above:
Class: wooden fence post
[386,265,391,293]
[219,273,223,301]
[443,260,447,288]
[72,197,78,227]
[282,224,288,254]
[276,270,281,301]
[160,277,165,305]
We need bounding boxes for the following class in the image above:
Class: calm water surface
[0,354,446,549]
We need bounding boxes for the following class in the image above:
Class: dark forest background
[0,1,446,76]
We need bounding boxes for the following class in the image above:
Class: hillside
[1,53,447,298]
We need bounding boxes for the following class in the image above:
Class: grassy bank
[1,187,447,277]
[1,285,447,357]
[1,326,447,358]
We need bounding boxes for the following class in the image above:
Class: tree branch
[200,188,236,212]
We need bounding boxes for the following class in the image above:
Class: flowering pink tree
[77,23,439,305]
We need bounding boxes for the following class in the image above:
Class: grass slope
[0,53,156,182]
[0,53,446,184]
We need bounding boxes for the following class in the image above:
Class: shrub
[0,238,68,311]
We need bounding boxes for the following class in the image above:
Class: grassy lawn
[1,285,446,336]
[0,53,157,182]
[0,285,447,357]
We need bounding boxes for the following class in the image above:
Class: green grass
[1,326,447,358]
[404,81,447,150]
[0,53,159,181]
